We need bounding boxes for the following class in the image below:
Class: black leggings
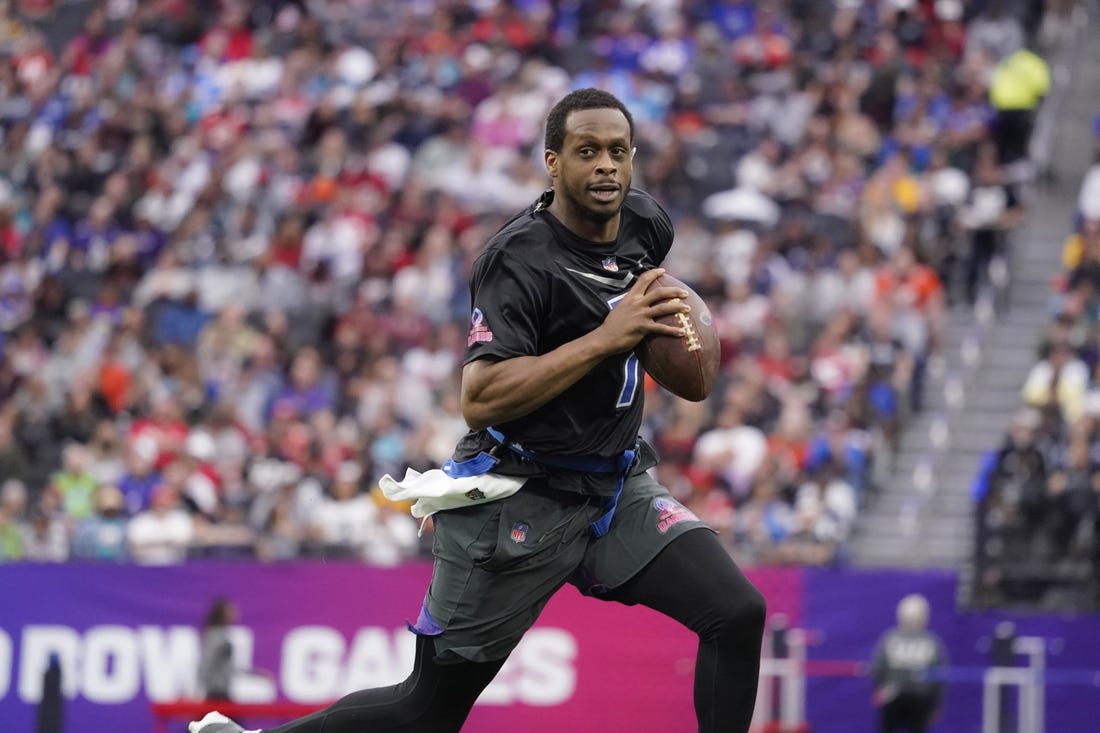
[264,528,765,733]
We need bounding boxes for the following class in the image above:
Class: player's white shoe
[188,711,259,733]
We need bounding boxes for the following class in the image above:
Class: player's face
[546,108,633,230]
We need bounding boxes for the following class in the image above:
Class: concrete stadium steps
[849,9,1100,572]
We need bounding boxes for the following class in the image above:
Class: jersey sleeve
[463,247,545,364]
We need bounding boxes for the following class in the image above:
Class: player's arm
[461,268,688,429]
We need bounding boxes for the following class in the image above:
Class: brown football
[635,273,720,402]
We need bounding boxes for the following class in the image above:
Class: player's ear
[544,149,559,178]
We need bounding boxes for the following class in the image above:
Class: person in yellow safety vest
[989,44,1051,166]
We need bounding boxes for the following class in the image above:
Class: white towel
[379,467,526,524]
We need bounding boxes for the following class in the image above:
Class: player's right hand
[596,268,690,353]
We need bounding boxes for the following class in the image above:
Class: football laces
[675,312,701,352]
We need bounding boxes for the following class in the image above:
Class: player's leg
[188,634,505,733]
[575,472,765,733]
[603,527,766,733]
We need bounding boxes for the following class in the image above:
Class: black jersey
[453,188,674,495]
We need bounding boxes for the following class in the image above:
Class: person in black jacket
[871,594,948,733]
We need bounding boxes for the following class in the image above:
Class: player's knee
[702,584,766,644]
[737,585,767,640]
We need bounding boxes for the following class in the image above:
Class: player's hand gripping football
[596,268,690,354]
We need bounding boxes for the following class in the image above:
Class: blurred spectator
[0,414,29,482]
[729,457,796,565]
[50,442,98,522]
[811,248,877,322]
[70,483,128,561]
[307,460,418,566]
[1045,432,1099,559]
[1060,217,1100,272]
[975,407,1051,605]
[178,430,221,517]
[805,409,873,502]
[85,419,124,484]
[254,485,305,562]
[128,394,189,469]
[855,307,913,455]
[271,346,337,420]
[1020,339,1089,425]
[693,405,768,503]
[966,2,1025,63]
[0,478,27,560]
[127,485,194,565]
[873,246,946,412]
[1078,123,1100,220]
[20,491,68,562]
[958,144,1024,305]
[117,435,162,516]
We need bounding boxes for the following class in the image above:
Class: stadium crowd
[0,0,1057,568]
[973,112,1100,609]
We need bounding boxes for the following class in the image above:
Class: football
[635,273,720,402]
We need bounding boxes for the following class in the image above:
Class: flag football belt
[485,427,638,538]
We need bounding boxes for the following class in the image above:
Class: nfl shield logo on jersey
[510,522,529,543]
[601,256,619,272]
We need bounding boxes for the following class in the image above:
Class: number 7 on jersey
[608,293,641,409]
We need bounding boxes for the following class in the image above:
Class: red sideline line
[150,701,330,733]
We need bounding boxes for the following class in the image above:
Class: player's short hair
[544,88,635,152]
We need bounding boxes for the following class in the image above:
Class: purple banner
[2,563,1096,733]
[0,562,434,733]
[0,562,802,733]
